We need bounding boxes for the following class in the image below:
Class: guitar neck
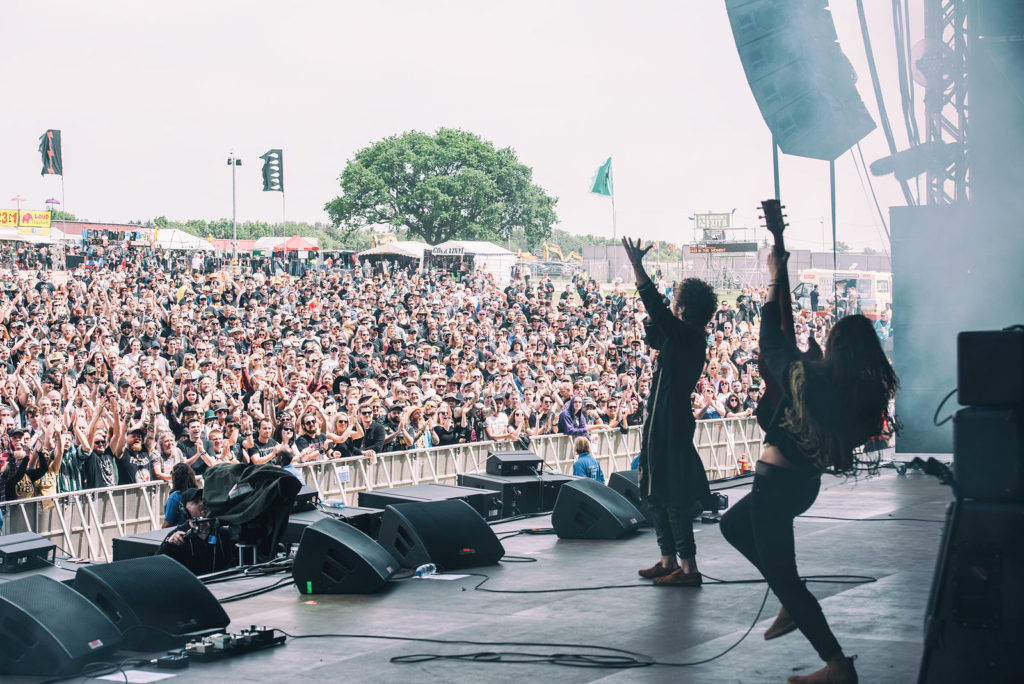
[772,235,796,342]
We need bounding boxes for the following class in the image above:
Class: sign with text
[432,246,464,256]
[0,209,19,227]
[18,210,51,236]
[694,212,731,230]
[689,241,758,253]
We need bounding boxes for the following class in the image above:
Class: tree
[50,210,79,221]
[325,128,558,245]
[835,240,852,253]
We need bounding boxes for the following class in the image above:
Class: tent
[430,240,515,284]
[273,235,320,252]
[153,228,214,251]
[356,240,429,263]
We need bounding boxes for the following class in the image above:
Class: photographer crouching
[158,487,237,575]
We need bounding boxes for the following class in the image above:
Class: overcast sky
[3,0,925,251]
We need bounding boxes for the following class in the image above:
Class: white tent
[252,236,285,252]
[357,241,429,262]
[431,240,515,284]
[154,228,213,251]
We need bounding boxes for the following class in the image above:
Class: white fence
[0,418,763,562]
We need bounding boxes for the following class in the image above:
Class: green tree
[835,240,852,253]
[325,128,558,245]
[50,210,79,221]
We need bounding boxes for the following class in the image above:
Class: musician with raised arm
[622,237,718,587]
[720,201,898,684]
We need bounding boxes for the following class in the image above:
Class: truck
[791,268,892,320]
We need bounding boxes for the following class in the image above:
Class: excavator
[543,242,582,262]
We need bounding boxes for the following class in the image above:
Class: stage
[16,463,951,683]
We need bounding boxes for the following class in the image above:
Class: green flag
[590,157,613,196]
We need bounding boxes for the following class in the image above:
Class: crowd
[0,243,849,507]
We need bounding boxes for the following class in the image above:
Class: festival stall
[427,240,515,284]
[356,241,429,269]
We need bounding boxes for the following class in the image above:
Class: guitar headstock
[760,199,787,245]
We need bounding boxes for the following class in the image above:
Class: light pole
[227,152,242,267]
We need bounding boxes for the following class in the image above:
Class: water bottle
[414,563,437,578]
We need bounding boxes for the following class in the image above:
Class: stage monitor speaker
[292,517,397,594]
[0,531,57,573]
[919,500,1024,683]
[378,499,505,570]
[551,478,642,539]
[0,575,121,675]
[958,330,1024,407]
[486,450,543,476]
[73,555,230,648]
[953,407,1023,503]
[725,0,875,161]
[606,470,651,526]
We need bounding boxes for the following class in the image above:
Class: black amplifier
[0,532,56,573]
[358,484,503,521]
[457,472,576,518]
[486,451,544,476]
[283,506,385,545]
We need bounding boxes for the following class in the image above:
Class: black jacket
[636,280,710,509]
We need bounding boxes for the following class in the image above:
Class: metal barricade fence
[0,418,762,561]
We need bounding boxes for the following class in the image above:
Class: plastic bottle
[414,563,437,578]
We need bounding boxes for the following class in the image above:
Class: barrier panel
[0,418,762,561]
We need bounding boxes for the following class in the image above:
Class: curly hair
[673,278,718,329]
[170,463,196,493]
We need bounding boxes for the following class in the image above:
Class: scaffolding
[922,0,969,204]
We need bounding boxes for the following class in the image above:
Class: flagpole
[611,190,617,240]
[610,159,617,239]
[60,175,67,269]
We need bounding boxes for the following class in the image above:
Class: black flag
[39,129,63,175]
[260,149,284,192]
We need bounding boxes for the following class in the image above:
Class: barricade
[0,418,762,561]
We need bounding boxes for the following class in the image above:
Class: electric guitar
[754,199,821,432]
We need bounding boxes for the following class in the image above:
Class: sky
[2,0,926,252]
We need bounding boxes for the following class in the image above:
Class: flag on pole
[39,129,63,176]
[590,157,613,197]
[260,149,284,192]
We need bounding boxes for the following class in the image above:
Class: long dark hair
[815,314,899,472]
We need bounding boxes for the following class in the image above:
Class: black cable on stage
[457,570,875,595]
[932,387,957,427]
[217,576,293,603]
[273,586,775,669]
[798,514,944,524]
[499,555,536,563]
[275,628,656,670]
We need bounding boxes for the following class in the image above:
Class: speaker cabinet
[73,555,230,648]
[606,470,652,526]
[725,0,875,161]
[920,501,1024,682]
[551,478,642,539]
[0,575,121,675]
[292,517,398,594]
[378,499,505,570]
[953,408,1023,503]
[486,450,543,476]
[958,331,1024,408]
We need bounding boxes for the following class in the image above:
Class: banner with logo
[18,210,51,235]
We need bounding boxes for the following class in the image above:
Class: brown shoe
[638,562,679,579]
[652,568,702,586]
[764,605,798,640]
[787,655,858,684]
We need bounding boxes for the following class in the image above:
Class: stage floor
[22,464,954,683]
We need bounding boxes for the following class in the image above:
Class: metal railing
[1,418,763,561]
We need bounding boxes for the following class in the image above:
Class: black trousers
[648,499,697,559]
[720,461,842,661]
